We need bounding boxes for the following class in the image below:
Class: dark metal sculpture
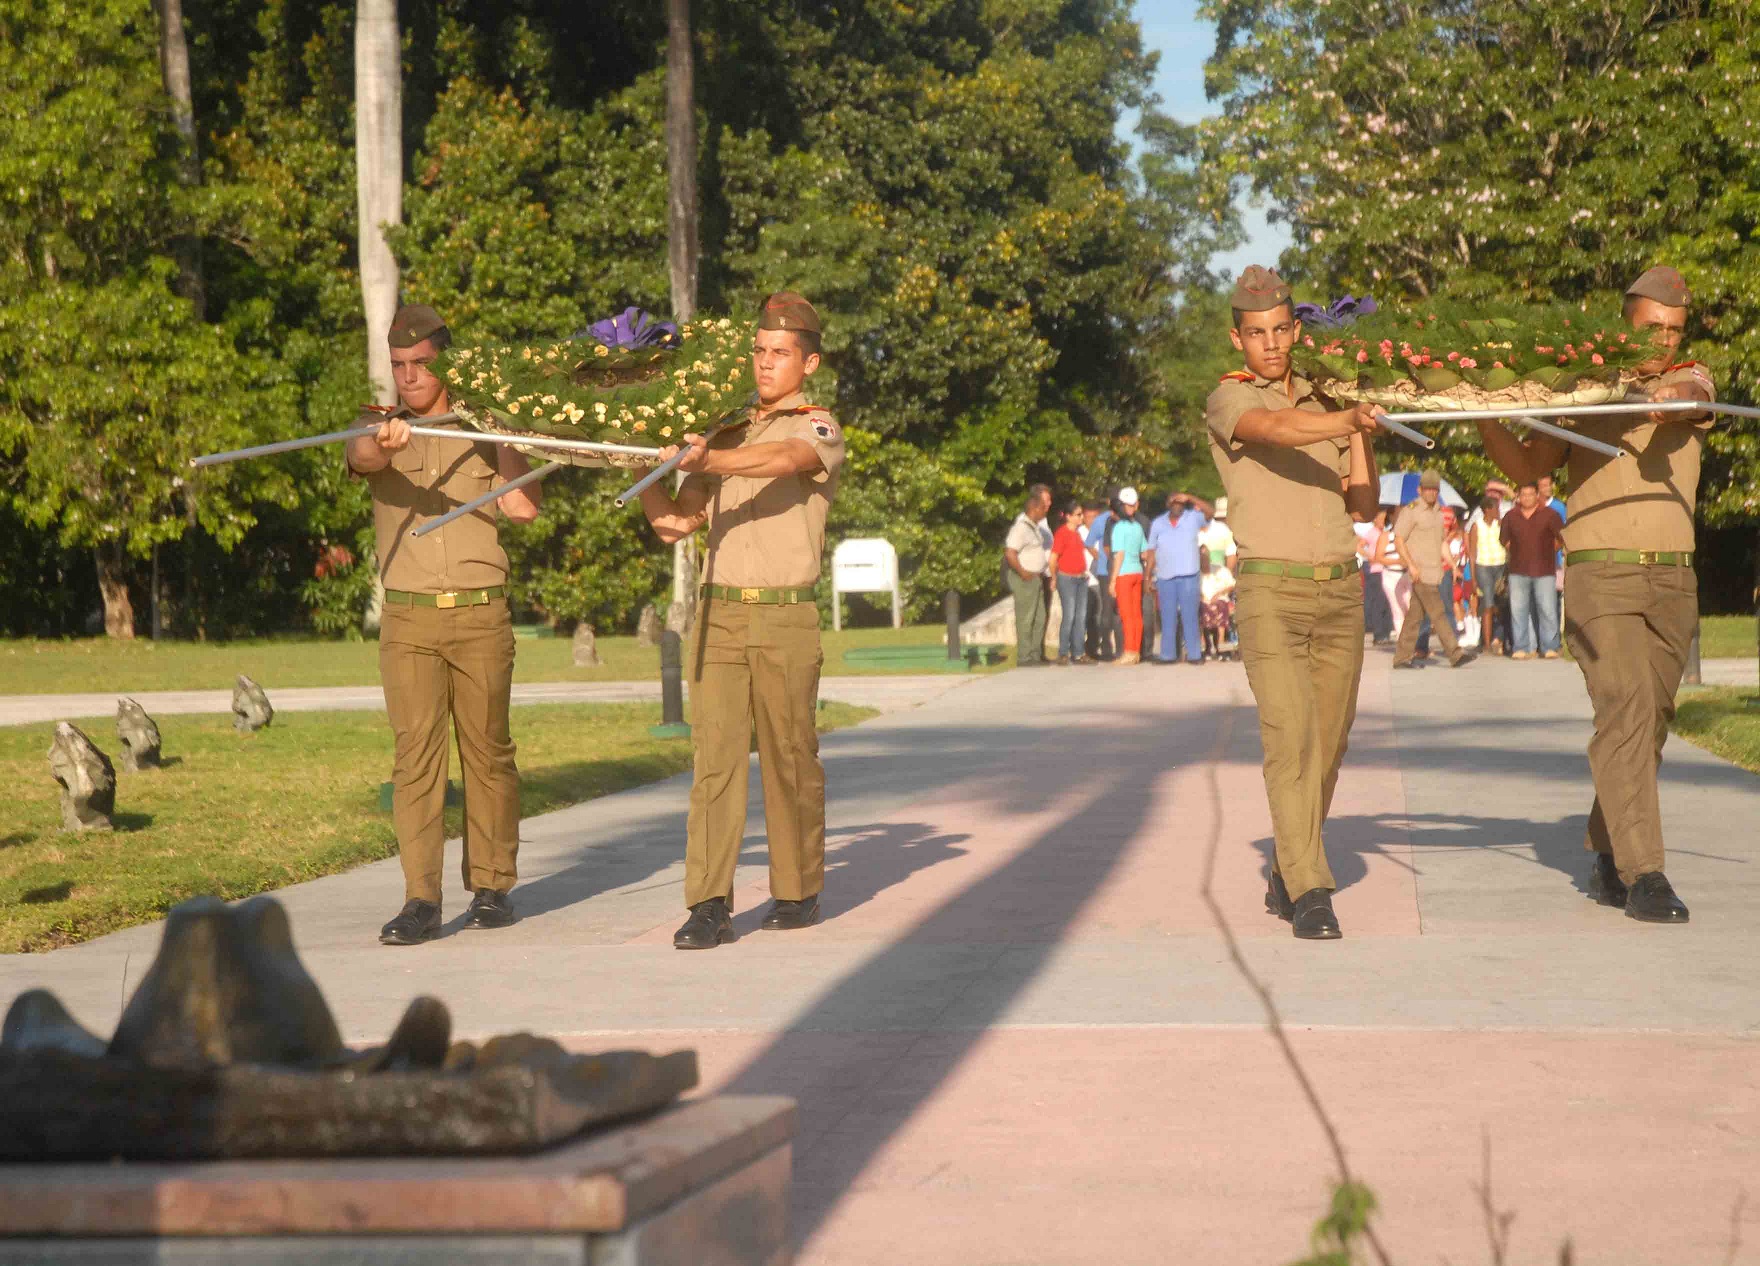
[47,722,116,832]
[0,896,697,1161]
[231,674,274,732]
[115,697,162,771]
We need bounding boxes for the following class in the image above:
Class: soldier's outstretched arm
[1474,420,1568,485]
[1234,401,1381,448]
[638,440,713,544]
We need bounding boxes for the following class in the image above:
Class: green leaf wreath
[433,309,755,467]
[1289,299,1667,409]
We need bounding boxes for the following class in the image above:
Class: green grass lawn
[1698,615,1757,660]
[0,700,873,953]
[1673,687,1760,775]
[0,623,997,696]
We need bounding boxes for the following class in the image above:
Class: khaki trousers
[379,598,520,903]
[1234,571,1365,900]
[686,599,826,907]
[1392,576,1460,665]
[1007,569,1048,665]
[1562,562,1696,884]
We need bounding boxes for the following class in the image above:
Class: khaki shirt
[1393,498,1449,585]
[685,394,846,589]
[350,407,511,593]
[1206,371,1357,565]
[1564,363,1717,554]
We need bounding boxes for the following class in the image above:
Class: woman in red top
[1051,501,1094,665]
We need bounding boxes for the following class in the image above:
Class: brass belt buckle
[435,592,458,609]
[740,587,761,603]
[1636,551,1658,565]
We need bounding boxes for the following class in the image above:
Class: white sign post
[829,538,901,632]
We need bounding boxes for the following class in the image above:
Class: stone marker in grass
[232,673,274,732]
[47,722,115,832]
[115,697,162,771]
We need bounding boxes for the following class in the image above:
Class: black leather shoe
[1264,871,1294,921]
[1625,872,1689,923]
[1450,650,1478,668]
[1291,889,1342,940]
[761,895,821,930]
[379,899,441,946]
[1588,853,1627,908]
[674,897,735,949]
[463,888,516,930]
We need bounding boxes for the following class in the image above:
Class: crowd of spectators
[1006,473,1573,669]
[1004,485,1239,666]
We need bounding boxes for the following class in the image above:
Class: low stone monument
[0,895,697,1160]
[46,723,115,832]
[232,673,273,732]
[114,698,161,771]
[635,602,663,647]
[0,896,791,1264]
[572,622,601,667]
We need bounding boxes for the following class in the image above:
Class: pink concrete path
[8,649,1760,1262]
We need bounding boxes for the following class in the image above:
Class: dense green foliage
[1200,0,1760,523]
[0,0,1229,635]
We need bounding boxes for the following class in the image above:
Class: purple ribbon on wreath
[1293,295,1377,329]
[575,306,681,349]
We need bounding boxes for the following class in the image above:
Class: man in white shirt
[1004,483,1055,666]
[1199,497,1238,571]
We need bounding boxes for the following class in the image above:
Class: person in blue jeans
[1084,500,1117,660]
[1500,483,1565,658]
[1145,491,1214,664]
[1049,500,1093,664]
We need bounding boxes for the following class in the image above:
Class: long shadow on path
[717,709,1219,1251]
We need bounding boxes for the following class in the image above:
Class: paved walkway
[0,674,969,726]
[5,649,1758,1263]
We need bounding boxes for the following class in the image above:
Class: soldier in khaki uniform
[1476,266,1713,923]
[346,304,543,945]
[1207,267,1387,940]
[1390,469,1474,669]
[638,292,845,949]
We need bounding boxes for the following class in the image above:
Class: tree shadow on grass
[20,880,74,904]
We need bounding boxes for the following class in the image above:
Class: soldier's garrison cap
[1625,266,1691,309]
[757,292,821,335]
[1418,468,1442,489]
[388,304,448,348]
[1230,266,1292,313]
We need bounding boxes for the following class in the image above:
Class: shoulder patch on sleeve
[1220,370,1255,383]
[808,411,842,442]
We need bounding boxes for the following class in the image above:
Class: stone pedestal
[0,1095,794,1266]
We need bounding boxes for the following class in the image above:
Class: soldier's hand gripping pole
[613,393,758,509]
[189,415,461,467]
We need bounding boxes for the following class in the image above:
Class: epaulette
[1664,361,1702,373]
[360,403,400,415]
[1219,370,1255,383]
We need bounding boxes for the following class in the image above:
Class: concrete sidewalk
[4,648,1758,1263]
[0,674,969,726]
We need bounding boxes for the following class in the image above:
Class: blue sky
[1130,0,1290,279]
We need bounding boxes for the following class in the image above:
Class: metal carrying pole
[191,419,662,469]
[1379,400,1704,425]
[1373,417,1436,449]
[613,394,757,508]
[189,414,458,467]
[410,461,562,538]
[1510,415,1626,459]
